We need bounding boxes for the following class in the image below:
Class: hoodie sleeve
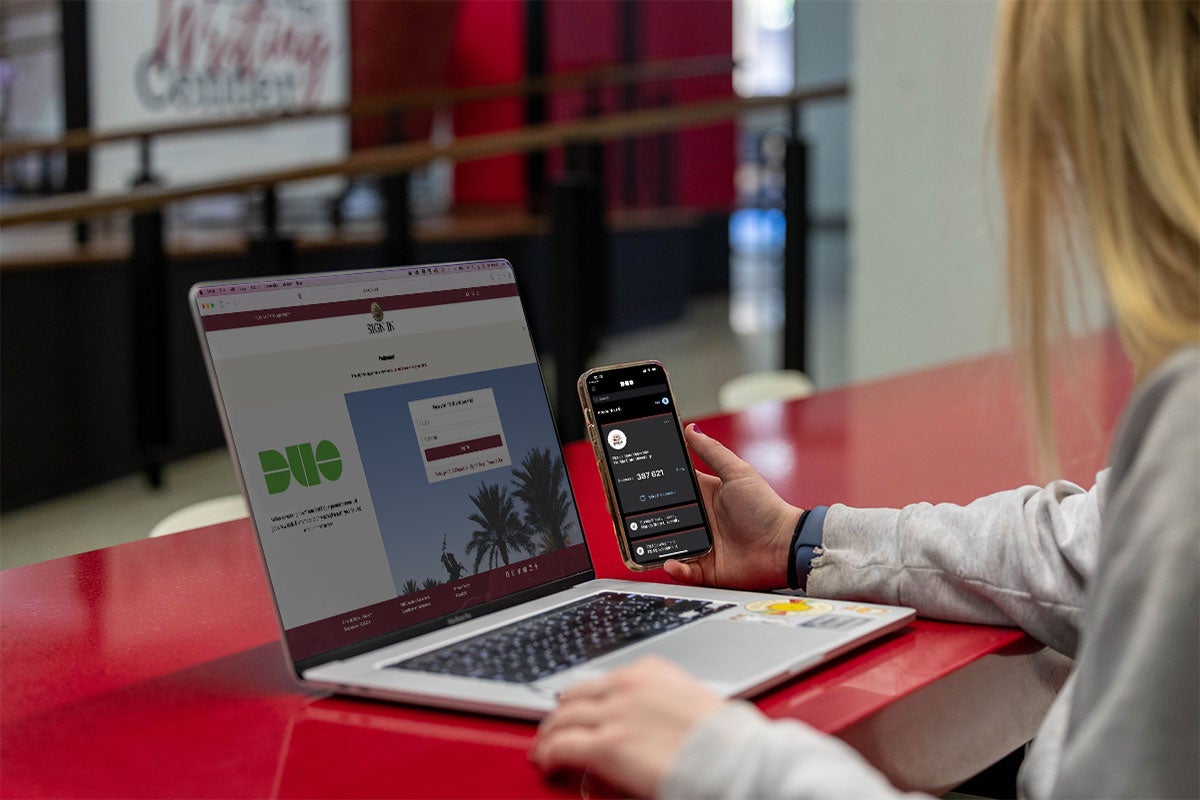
[805,472,1105,656]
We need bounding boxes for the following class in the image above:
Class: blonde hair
[995,0,1200,474]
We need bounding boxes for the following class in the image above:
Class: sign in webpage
[409,388,512,483]
[196,262,591,662]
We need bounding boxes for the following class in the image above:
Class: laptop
[189,258,914,719]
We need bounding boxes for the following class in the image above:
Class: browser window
[197,261,588,660]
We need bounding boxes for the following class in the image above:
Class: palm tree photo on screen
[512,448,577,555]
[465,482,536,572]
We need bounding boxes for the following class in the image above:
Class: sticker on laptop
[743,598,834,616]
[796,614,872,631]
[840,604,890,615]
[729,610,875,631]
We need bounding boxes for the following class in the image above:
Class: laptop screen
[193,260,591,663]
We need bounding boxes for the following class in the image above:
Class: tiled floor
[0,293,815,570]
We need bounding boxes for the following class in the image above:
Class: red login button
[424,434,504,462]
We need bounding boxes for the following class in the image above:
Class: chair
[148,495,249,538]
[717,369,816,412]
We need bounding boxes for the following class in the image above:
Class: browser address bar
[209,276,472,314]
[293,279,437,303]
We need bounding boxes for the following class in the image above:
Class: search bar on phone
[591,384,669,404]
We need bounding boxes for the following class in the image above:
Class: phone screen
[583,363,713,568]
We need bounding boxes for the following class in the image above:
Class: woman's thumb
[685,424,748,481]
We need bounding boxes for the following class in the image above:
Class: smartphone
[577,360,714,570]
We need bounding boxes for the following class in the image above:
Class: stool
[148,495,249,538]
[718,370,816,412]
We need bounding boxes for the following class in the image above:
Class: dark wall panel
[1,267,137,509]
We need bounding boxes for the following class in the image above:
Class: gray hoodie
[662,347,1199,799]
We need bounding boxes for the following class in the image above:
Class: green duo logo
[259,441,343,495]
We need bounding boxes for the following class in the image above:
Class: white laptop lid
[190,260,596,675]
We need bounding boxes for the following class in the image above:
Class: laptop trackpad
[585,620,831,683]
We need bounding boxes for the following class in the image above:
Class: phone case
[576,360,714,571]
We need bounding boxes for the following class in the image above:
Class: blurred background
[0,0,1011,567]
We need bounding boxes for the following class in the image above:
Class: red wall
[545,0,734,210]
[351,0,734,210]
[349,1,459,148]
[448,0,527,206]
[641,1,736,210]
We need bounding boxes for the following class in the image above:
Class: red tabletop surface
[0,332,1131,798]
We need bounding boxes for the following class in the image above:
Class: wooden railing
[0,53,734,159]
[0,85,845,228]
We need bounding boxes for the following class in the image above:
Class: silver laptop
[189,258,914,719]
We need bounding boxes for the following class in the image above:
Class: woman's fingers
[531,725,606,772]
[537,696,610,739]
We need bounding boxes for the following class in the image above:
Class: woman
[531,2,1199,797]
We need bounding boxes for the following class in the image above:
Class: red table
[1,333,1131,798]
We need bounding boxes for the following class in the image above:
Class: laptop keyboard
[388,591,734,684]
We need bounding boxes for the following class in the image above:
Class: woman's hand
[664,425,803,590]
[530,657,724,798]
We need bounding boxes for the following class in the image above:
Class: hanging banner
[88,0,348,194]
